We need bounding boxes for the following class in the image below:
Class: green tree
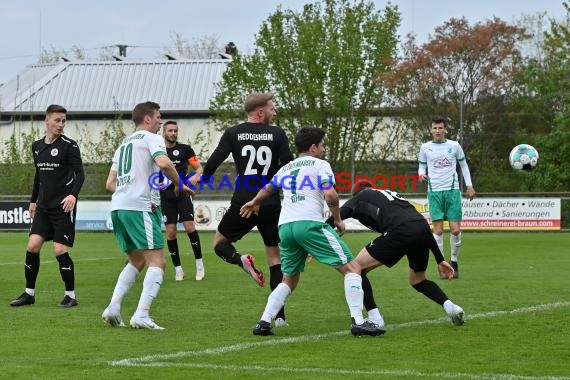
[0,124,39,194]
[378,18,528,174]
[210,0,400,170]
[511,2,570,191]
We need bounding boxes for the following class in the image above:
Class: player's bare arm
[324,185,344,235]
[106,169,117,193]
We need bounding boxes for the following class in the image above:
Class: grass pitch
[1,231,569,380]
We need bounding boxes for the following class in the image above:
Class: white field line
[109,301,570,380]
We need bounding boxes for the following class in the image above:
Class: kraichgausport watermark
[148,171,421,192]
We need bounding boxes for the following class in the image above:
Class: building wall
[1,114,421,164]
[0,117,225,163]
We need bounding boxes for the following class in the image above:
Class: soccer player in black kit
[10,104,85,308]
[160,121,205,281]
[326,181,465,327]
[191,92,293,327]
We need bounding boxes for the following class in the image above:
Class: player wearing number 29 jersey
[202,121,292,207]
[198,93,293,325]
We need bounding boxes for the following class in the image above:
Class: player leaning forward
[102,101,193,330]
[418,116,475,278]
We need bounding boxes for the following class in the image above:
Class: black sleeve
[69,143,85,199]
[203,130,232,176]
[30,170,39,203]
[30,142,39,203]
[325,206,353,227]
[187,146,196,158]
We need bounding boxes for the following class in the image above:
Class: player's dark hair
[432,115,448,128]
[132,101,160,125]
[163,120,178,128]
[352,180,373,196]
[294,127,325,153]
[244,93,274,113]
[46,104,67,115]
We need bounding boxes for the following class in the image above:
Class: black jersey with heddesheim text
[30,135,85,209]
[203,122,293,206]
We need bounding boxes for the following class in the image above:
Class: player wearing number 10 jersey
[102,101,192,330]
[196,92,293,325]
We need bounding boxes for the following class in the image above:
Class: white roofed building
[0,59,229,162]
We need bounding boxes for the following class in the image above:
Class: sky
[0,0,566,84]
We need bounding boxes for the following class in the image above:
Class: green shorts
[111,209,164,253]
[428,189,462,222]
[278,220,353,276]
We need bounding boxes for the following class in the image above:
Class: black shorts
[29,207,77,247]
[365,219,433,272]
[218,204,280,246]
[160,194,195,224]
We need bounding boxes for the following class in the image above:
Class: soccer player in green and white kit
[418,116,476,278]
[102,101,192,330]
[240,127,384,337]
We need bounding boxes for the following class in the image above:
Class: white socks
[109,263,139,311]
[433,233,444,258]
[366,308,385,326]
[450,233,462,262]
[261,283,291,322]
[195,258,204,270]
[65,290,76,299]
[443,299,456,315]
[344,273,365,325]
[134,266,164,318]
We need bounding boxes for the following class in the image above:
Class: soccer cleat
[450,261,459,279]
[58,295,78,308]
[241,254,265,287]
[195,267,205,281]
[365,317,386,330]
[350,318,386,337]
[130,316,165,330]
[102,307,125,327]
[253,320,274,336]
[175,271,186,281]
[274,317,289,327]
[448,304,465,326]
[10,292,35,307]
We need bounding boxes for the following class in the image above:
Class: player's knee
[412,279,428,292]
